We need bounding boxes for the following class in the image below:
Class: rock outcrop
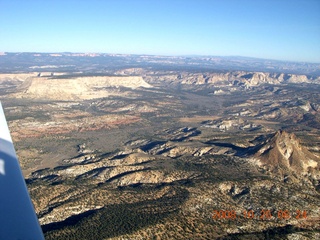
[14,76,152,100]
[252,130,320,178]
[146,71,320,87]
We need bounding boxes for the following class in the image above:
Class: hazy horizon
[2,52,320,65]
[1,0,319,63]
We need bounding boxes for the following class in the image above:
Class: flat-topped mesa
[14,76,152,100]
[253,130,319,177]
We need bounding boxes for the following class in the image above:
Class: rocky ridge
[251,130,320,179]
[145,71,320,88]
[2,71,319,101]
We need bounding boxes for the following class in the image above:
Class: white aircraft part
[0,159,4,175]
[0,102,44,240]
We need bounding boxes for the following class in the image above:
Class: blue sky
[0,0,319,62]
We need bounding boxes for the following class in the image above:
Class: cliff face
[146,71,320,87]
[235,72,314,85]
[5,71,319,100]
[253,130,319,177]
[14,76,152,100]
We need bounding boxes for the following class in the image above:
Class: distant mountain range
[1,52,319,76]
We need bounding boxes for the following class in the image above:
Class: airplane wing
[0,102,44,240]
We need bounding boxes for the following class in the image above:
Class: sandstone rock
[252,130,320,178]
[14,76,152,100]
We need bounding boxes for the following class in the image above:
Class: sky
[0,0,319,63]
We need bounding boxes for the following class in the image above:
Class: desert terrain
[1,53,319,239]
